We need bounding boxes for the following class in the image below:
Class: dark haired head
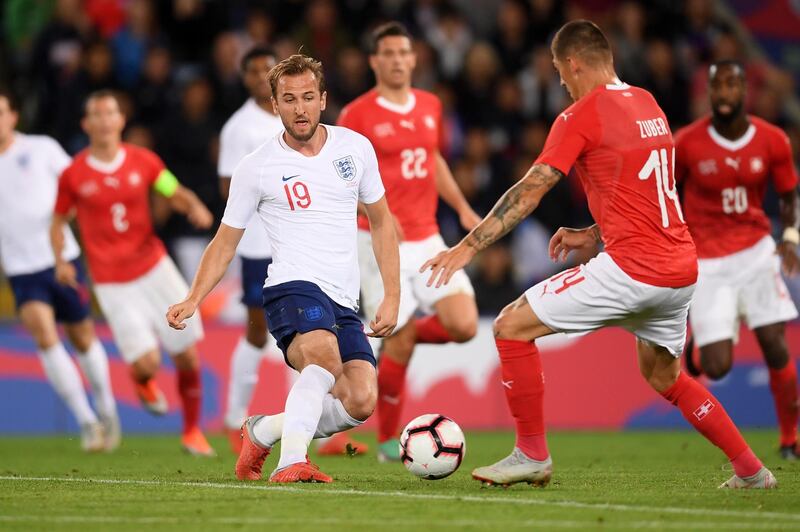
[241,46,277,72]
[551,19,612,65]
[370,21,412,54]
[84,89,120,115]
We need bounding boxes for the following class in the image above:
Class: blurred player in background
[676,61,799,459]
[168,54,399,483]
[338,22,480,462]
[217,46,284,454]
[424,21,776,489]
[0,88,119,452]
[51,90,216,456]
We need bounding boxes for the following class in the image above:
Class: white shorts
[690,236,798,348]
[94,256,204,363]
[358,231,474,330]
[525,252,694,356]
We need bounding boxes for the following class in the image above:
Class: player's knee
[383,330,415,364]
[759,334,789,370]
[445,318,477,343]
[131,353,160,381]
[344,386,377,421]
[702,357,732,380]
[646,369,680,393]
[493,306,523,340]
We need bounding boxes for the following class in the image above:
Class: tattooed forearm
[589,224,602,243]
[464,164,564,251]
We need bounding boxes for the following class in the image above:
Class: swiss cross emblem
[750,157,764,173]
[129,172,141,186]
[693,399,715,421]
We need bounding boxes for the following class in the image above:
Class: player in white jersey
[168,54,399,483]
[217,46,285,453]
[0,89,119,451]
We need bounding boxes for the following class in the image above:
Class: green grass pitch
[1,430,798,531]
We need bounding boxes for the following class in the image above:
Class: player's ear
[368,54,378,72]
[320,91,327,112]
[271,96,278,114]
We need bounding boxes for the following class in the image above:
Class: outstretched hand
[420,243,477,288]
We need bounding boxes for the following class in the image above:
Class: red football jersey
[338,88,442,241]
[55,144,167,283]
[675,116,798,258]
[536,83,697,288]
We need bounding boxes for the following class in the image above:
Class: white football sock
[252,394,363,447]
[252,413,284,447]
[315,394,363,437]
[76,339,117,419]
[39,343,97,426]
[224,337,264,429]
[276,364,334,469]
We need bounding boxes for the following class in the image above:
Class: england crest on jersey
[333,155,356,182]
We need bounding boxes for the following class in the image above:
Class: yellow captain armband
[153,169,179,197]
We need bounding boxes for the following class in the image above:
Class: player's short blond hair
[268,54,326,96]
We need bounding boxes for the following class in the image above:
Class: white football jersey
[222,125,385,309]
[0,133,80,276]
[218,98,284,259]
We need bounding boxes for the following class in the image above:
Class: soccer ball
[400,414,466,480]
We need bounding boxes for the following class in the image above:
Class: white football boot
[719,466,777,489]
[80,422,106,453]
[472,447,552,487]
[100,412,122,452]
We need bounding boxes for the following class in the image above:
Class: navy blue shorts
[263,280,376,369]
[8,259,91,323]
[241,256,272,308]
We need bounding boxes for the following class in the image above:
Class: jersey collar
[707,122,756,152]
[375,92,417,115]
[87,147,126,174]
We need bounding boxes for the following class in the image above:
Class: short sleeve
[358,138,385,205]
[138,147,167,185]
[221,156,262,229]
[534,107,593,176]
[218,120,249,177]
[770,130,798,194]
[54,168,75,216]
[45,137,72,176]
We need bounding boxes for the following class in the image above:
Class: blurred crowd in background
[1,0,799,315]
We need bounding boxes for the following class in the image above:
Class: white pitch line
[1,475,798,523]
[0,514,790,530]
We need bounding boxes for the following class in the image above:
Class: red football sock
[177,368,202,435]
[496,338,549,461]
[377,355,407,443]
[768,362,798,447]
[414,315,452,344]
[661,372,761,478]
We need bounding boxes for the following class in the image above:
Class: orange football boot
[134,378,168,416]
[235,416,271,480]
[181,427,216,457]
[316,432,369,456]
[269,461,332,483]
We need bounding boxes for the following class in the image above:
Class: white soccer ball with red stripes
[400,414,466,480]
